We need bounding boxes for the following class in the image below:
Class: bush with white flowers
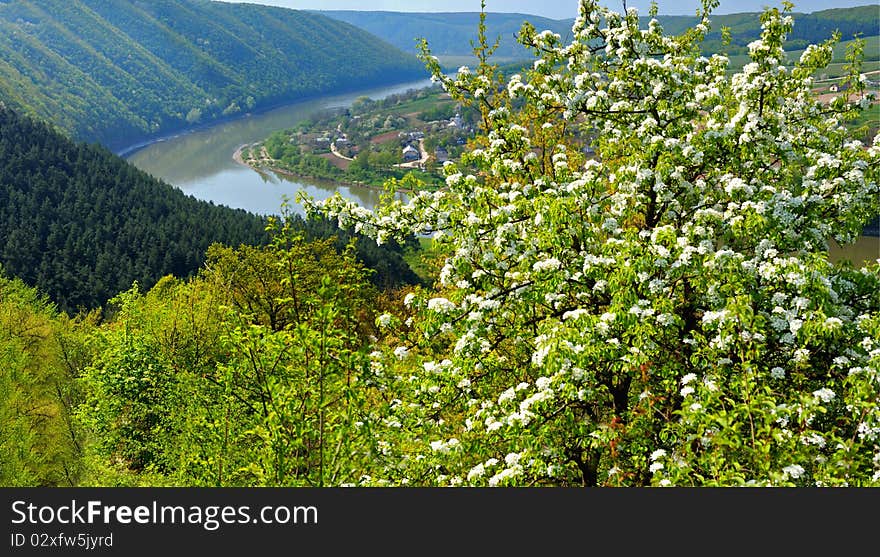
[303,0,879,486]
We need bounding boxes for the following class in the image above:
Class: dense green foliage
[321,6,878,62]
[0,211,417,486]
[0,0,425,149]
[0,220,390,486]
[78,220,383,486]
[300,216,421,291]
[1,2,877,489]
[0,106,420,312]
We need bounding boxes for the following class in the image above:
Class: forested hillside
[321,5,878,60]
[660,5,880,55]
[0,105,419,313]
[0,0,426,149]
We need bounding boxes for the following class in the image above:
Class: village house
[448,113,464,129]
[402,144,420,162]
[398,130,425,141]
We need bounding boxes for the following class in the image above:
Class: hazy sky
[221,0,877,20]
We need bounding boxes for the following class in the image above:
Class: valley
[0,1,878,494]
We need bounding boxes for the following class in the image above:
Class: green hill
[682,5,880,56]
[0,105,420,313]
[320,6,879,62]
[0,0,426,150]
[317,11,574,61]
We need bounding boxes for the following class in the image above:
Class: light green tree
[0,274,90,486]
[79,212,381,486]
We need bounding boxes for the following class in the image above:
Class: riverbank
[230,84,471,197]
[232,143,423,195]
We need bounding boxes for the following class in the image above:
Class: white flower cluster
[429,438,460,455]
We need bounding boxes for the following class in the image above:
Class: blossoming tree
[303,0,880,486]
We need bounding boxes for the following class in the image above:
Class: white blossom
[427,297,456,313]
[812,388,836,403]
[377,313,393,328]
[782,464,805,480]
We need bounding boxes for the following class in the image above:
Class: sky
[222,0,877,20]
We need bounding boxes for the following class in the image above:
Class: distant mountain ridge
[0,0,426,149]
[319,6,879,60]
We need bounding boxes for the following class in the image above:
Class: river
[125,78,434,216]
[124,78,878,267]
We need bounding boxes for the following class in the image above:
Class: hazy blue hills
[320,6,879,61]
[0,0,426,149]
